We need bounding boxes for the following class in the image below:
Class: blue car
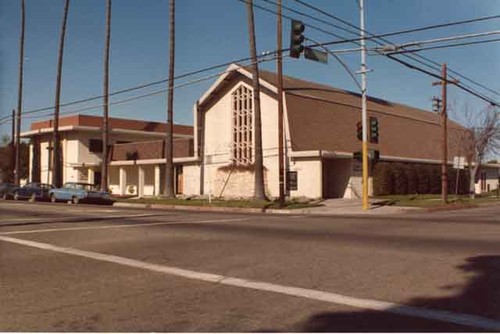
[0,182,17,200]
[12,182,54,202]
[49,182,111,204]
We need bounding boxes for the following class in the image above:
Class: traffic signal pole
[359,0,369,210]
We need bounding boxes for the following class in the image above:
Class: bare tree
[101,0,112,192]
[245,0,267,201]
[52,0,70,188]
[459,105,500,198]
[164,0,175,198]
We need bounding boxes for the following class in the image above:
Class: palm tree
[101,0,112,192]
[164,0,175,197]
[15,0,25,186]
[245,0,266,200]
[52,0,70,188]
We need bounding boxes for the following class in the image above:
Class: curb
[112,202,418,216]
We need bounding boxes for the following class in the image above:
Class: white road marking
[0,235,499,331]
[0,218,249,235]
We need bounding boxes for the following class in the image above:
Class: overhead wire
[289,0,500,104]
[0,53,289,127]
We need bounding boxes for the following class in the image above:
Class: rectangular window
[89,139,103,153]
[231,85,253,165]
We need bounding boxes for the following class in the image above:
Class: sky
[0,0,499,138]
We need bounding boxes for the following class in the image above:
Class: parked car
[11,182,54,201]
[0,182,16,200]
[49,182,111,204]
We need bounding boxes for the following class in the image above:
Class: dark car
[0,183,16,200]
[12,182,54,202]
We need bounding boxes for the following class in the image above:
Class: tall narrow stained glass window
[231,85,253,165]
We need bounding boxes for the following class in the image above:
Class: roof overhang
[21,125,192,139]
[109,156,200,166]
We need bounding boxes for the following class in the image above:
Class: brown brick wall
[110,139,193,161]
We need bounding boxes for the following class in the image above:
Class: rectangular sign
[304,47,328,64]
[453,156,465,169]
[287,171,298,191]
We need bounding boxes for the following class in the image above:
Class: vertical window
[481,171,487,191]
[231,85,253,165]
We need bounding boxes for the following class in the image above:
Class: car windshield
[74,183,97,191]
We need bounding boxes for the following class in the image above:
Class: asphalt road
[1,201,500,331]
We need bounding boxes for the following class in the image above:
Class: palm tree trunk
[101,0,112,192]
[245,0,266,200]
[164,0,175,197]
[52,0,70,188]
[15,0,25,186]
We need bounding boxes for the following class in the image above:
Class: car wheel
[13,192,19,201]
[50,194,57,203]
[72,196,80,205]
[29,193,36,202]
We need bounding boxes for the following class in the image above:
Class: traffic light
[289,20,305,59]
[356,121,362,141]
[369,149,380,162]
[369,117,379,144]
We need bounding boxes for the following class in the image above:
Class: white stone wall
[289,159,322,199]
[202,81,280,198]
[475,165,500,194]
[183,165,201,196]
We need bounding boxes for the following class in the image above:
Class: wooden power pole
[432,63,458,203]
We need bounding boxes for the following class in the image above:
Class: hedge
[373,161,469,196]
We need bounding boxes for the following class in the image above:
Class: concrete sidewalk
[114,198,419,216]
[283,198,420,215]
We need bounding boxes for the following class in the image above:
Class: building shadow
[265,255,500,332]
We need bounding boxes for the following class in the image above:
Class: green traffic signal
[289,20,305,59]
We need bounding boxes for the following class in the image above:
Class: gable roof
[259,69,466,161]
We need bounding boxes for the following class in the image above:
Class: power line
[292,0,500,41]
[0,54,289,127]
[290,0,500,104]
[386,54,498,107]
[387,37,500,54]
[379,30,500,51]
[237,0,347,39]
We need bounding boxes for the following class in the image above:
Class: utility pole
[101,0,112,192]
[246,0,267,201]
[359,0,369,210]
[164,0,175,198]
[276,0,285,207]
[15,0,25,186]
[432,64,458,203]
[52,0,70,188]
